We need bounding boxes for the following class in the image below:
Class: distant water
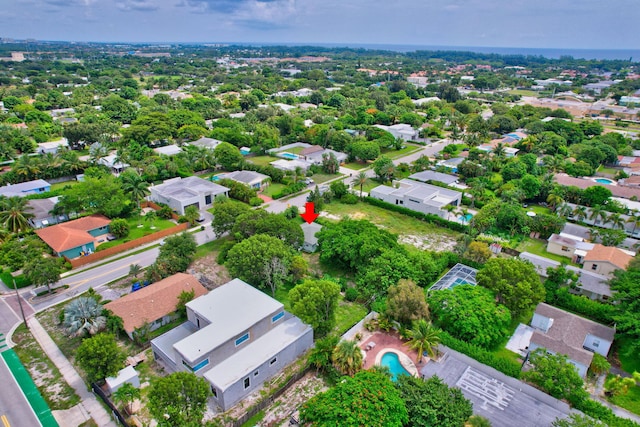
[236,42,639,61]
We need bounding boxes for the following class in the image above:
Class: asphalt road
[0,354,41,427]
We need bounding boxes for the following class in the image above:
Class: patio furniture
[365,341,376,351]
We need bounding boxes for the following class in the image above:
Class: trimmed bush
[551,288,616,325]
[340,193,358,204]
[249,197,264,206]
[364,197,468,233]
[344,287,359,302]
[273,181,307,199]
[109,218,130,239]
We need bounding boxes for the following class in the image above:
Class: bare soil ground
[187,252,232,290]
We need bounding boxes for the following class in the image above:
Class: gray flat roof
[301,222,322,245]
[151,321,198,364]
[153,176,229,200]
[175,279,284,363]
[0,179,51,197]
[204,316,310,391]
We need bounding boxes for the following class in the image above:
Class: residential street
[0,354,41,427]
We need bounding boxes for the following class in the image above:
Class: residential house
[0,179,51,198]
[104,273,208,339]
[298,145,348,165]
[35,214,111,259]
[37,138,69,154]
[270,159,312,173]
[369,179,461,218]
[409,171,458,186]
[150,278,313,411]
[436,157,465,173]
[582,244,633,277]
[373,123,419,141]
[546,233,594,262]
[150,177,229,215]
[27,196,68,229]
[189,137,223,151]
[528,303,615,377]
[223,171,270,190]
[519,252,612,301]
[153,144,183,156]
[301,222,322,252]
[98,154,129,175]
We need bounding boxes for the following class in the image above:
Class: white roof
[175,279,283,363]
[204,317,310,391]
[154,144,183,156]
[38,138,69,149]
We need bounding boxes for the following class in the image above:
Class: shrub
[551,288,616,325]
[273,181,307,199]
[109,218,130,239]
[216,240,236,264]
[157,205,174,219]
[345,287,359,302]
[249,196,264,206]
[341,193,359,204]
[283,205,299,219]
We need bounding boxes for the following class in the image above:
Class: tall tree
[355,171,368,199]
[147,372,211,427]
[120,169,150,209]
[332,339,363,377]
[396,375,472,427]
[386,279,429,325]
[289,279,341,337]
[523,349,588,404]
[0,196,34,233]
[225,234,293,289]
[476,258,544,317]
[406,319,441,363]
[23,256,62,293]
[75,333,126,383]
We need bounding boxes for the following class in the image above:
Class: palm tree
[145,210,157,229]
[112,382,141,415]
[626,213,640,236]
[0,196,34,233]
[40,152,63,177]
[546,193,564,212]
[493,142,506,159]
[588,205,606,224]
[406,319,441,363]
[12,154,41,180]
[331,339,363,376]
[129,263,142,278]
[444,204,457,220]
[607,213,625,230]
[63,297,107,337]
[355,171,368,199]
[572,206,588,222]
[120,170,150,209]
[557,203,574,219]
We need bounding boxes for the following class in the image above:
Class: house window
[182,358,210,372]
[205,194,212,204]
[561,246,569,252]
[211,387,217,398]
[270,357,277,366]
[244,377,250,389]
[272,311,285,323]
[591,264,598,271]
[235,333,250,346]
[592,340,600,348]
[254,370,259,377]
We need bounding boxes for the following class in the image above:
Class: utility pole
[13,279,28,330]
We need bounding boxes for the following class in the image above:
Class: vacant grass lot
[322,201,460,239]
[382,143,422,160]
[50,180,80,192]
[342,161,369,170]
[262,183,287,197]
[507,89,539,97]
[247,155,279,167]
[310,172,342,184]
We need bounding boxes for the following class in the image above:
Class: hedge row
[439,332,522,378]
[363,197,468,233]
[273,181,307,199]
[552,288,617,326]
[572,397,639,427]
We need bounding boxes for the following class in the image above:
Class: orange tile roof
[104,273,208,334]
[35,214,111,253]
[584,244,633,270]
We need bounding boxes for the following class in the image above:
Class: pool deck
[360,331,421,374]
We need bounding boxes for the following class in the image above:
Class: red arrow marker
[300,202,319,224]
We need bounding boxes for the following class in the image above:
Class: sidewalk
[27,316,118,427]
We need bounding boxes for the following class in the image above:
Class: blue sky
[1,0,638,49]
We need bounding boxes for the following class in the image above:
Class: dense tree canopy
[289,279,341,337]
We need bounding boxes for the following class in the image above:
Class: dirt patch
[399,233,457,252]
[349,211,367,220]
[187,252,231,290]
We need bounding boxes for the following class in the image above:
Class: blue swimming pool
[380,352,410,381]
[281,152,298,160]
[595,178,614,185]
[458,213,473,222]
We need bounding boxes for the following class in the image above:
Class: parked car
[106,234,117,241]
[304,178,314,185]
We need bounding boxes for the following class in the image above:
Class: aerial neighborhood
[1,41,640,427]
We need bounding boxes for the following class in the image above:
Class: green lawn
[310,172,342,184]
[615,336,640,374]
[507,89,539,97]
[351,178,380,194]
[382,143,422,160]
[527,205,552,215]
[247,155,278,167]
[516,238,579,267]
[322,201,461,239]
[286,146,305,155]
[597,165,619,175]
[95,216,177,251]
[194,236,232,259]
[334,299,368,335]
[49,180,80,192]
[342,161,369,171]
[610,385,640,415]
[262,183,286,197]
